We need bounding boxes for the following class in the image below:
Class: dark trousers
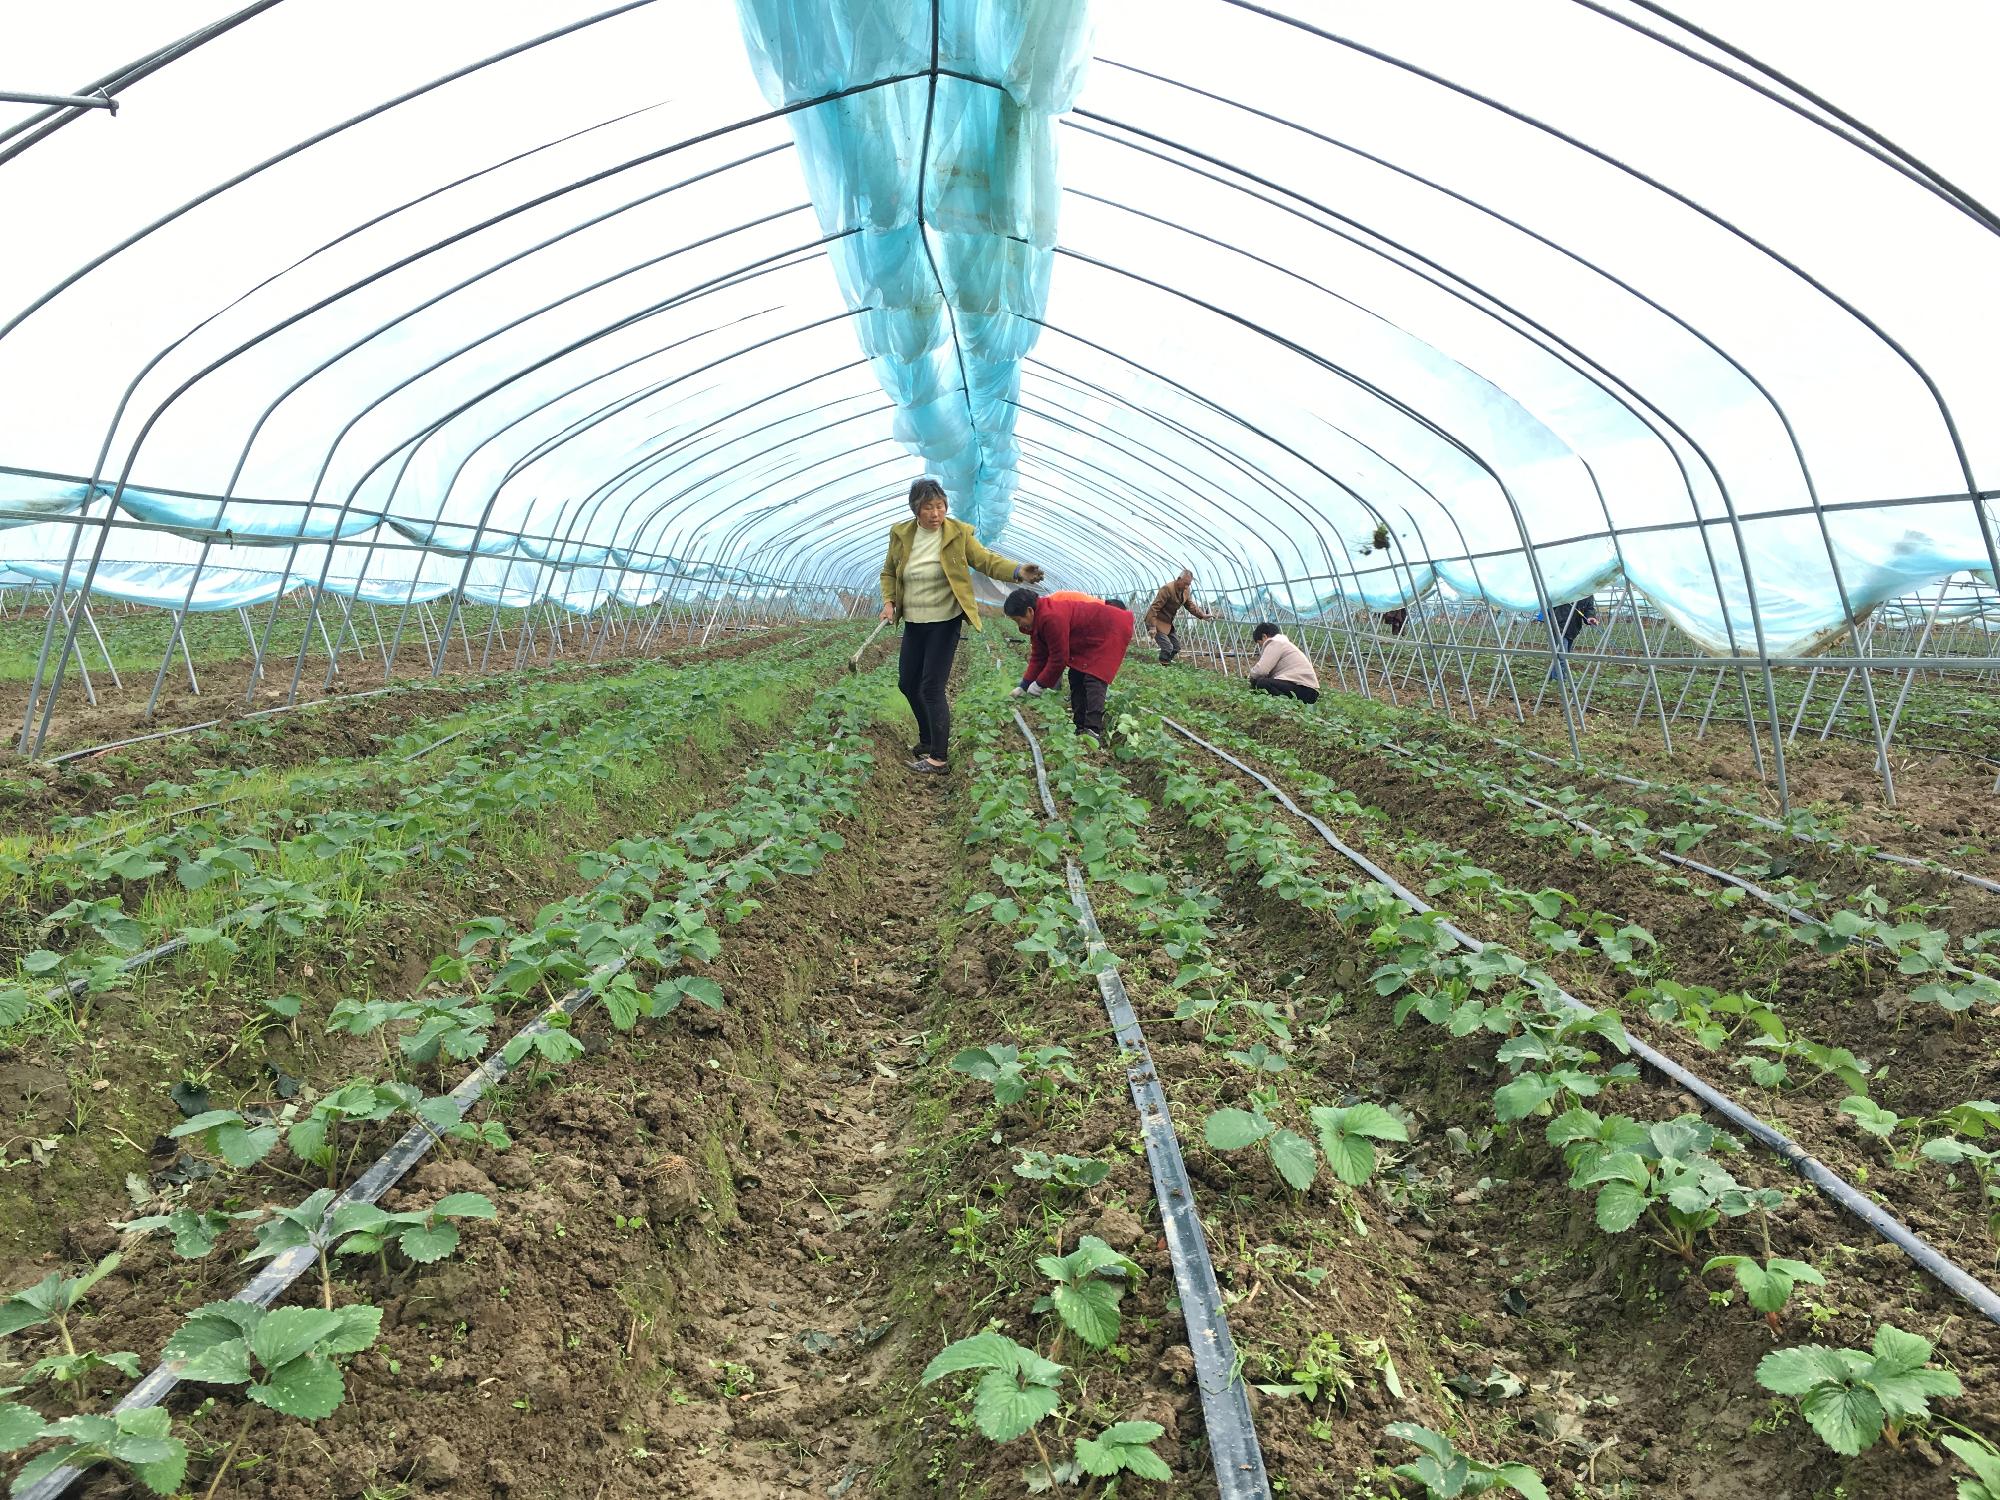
[1069,670,1109,740]
[1151,626,1178,662]
[1251,677,1319,705]
[898,615,963,758]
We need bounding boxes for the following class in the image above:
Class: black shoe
[907,756,949,774]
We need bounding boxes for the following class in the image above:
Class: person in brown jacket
[1144,569,1211,664]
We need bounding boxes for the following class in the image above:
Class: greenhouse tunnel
[4,2,2000,1498]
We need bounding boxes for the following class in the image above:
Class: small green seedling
[1011,1151,1110,1189]
[168,1107,280,1170]
[1385,1421,1547,1499]
[1258,1332,1355,1405]
[920,1331,1066,1442]
[1035,1236,1142,1350]
[1073,1419,1172,1482]
[949,1043,1079,1110]
[1755,1322,1961,1455]
[0,1253,122,1359]
[1703,1254,1826,1335]
[3,1406,186,1496]
[166,1301,382,1420]
[331,1192,497,1264]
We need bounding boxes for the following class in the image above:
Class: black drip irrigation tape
[1160,715,2000,1332]
[1372,730,1999,987]
[61,706,523,855]
[1010,709,1271,1500]
[1487,731,2000,896]
[43,686,406,765]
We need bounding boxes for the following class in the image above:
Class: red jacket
[1024,595,1135,688]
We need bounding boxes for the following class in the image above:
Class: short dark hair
[1252,622,1280,642]
[1103,597,1126,610]
[908,477,947,514]
[1003,588,1039,618]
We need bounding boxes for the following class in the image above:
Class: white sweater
[1249,632,1318,690]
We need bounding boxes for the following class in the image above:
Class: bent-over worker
[1005,590,1135,744]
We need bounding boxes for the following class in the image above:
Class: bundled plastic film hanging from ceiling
[732,0,1093,541]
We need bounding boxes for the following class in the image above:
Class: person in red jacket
[1004,588,1135,744]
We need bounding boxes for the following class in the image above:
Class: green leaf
[249,1306,343,1372]
[970,1367,1062,1442]
[1593,1181,1646,1234]
[1941,1435,2000,1490]
[920,1332,1019,1384]
[432,1192,497,1220]
[1268,1130,1318,1192]
[319,1304,383,1358]
[129,1436,190,1497]
[0,1401,45,1453]
[396,1223,462,1263]
[1319,1129,1376,1187]
[1799,1381,1885,1456]
[1493,1075,1558,1124]
[1866,1322,1935,1377]
[1204,1108,1274,1151]
[1050,1280,1123,1350]
[1756,1345,1856,1396]
[250,1352,346,1420]
[215,1121,281,1169]
[0,988,28,1028]
[1493,1463,1550,1500]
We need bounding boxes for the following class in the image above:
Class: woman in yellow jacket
[880,478,1043,774]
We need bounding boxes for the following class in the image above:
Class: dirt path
[637,762,947,1497]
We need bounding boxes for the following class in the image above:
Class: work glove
[1026,682,1045,697]
[1009,686,1024,698]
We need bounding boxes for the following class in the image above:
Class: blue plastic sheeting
[115,488,387,544]
[0,472,91,531]
[734,0,1091,541]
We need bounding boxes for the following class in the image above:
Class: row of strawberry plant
[1132,690,2000,1230]
[0,671,886,1498]
[1109,711,1996,1480]
[0,635,848,1037]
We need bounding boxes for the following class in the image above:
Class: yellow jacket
[879,517,1025,631]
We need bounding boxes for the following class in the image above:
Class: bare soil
[1121,752,2000,1499]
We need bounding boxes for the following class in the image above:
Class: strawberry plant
[3,1406,187,1497]
[330,1192,496,1265]
[1308,1102,1411,1186]
[1034,1235,1142,1351]
[1702,1252,1826,1335]
[113,1206,259,1260]
[920,1331,1065,1443]
[1011,1151,1110,1189]
[1073,1419,1172,1483]
[0,1254,123,1360]
[166,1301,383,1419]
[1384,1421,1547,1498]
[949,1043,1080,1111]
[1755,1322,1961,1455]
[167,1106,280,1170]
[1205,1089,1319,1191]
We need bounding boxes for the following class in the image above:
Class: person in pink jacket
[1246,622,1320,704]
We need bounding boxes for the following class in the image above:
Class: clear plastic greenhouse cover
[2,0,1998,655]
